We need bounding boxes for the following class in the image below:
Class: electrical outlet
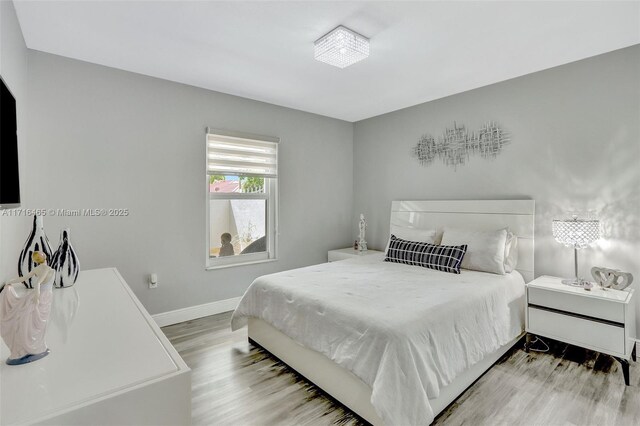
[148,273,158,289]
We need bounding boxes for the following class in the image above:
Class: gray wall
[1,51,353,315]
[353,45,640,330]
[0,0,29,279]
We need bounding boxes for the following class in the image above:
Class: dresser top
[0,268,187,425]
[528,275,633,304]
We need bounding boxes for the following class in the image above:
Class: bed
[231,200,535,425]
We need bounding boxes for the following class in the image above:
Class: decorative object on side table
[1,251,54,365]
[552,215,600,287]
[51,228,80,288]
[358,213,368,252]
[18,215,53,289]
[591,267,634,291]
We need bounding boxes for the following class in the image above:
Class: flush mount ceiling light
[314,25,369,69]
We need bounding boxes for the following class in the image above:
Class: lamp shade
[552,216,600,249]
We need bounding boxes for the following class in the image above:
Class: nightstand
[525,275,636,385]
[327,248,383,262]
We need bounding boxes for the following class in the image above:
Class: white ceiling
[14,1,640,122]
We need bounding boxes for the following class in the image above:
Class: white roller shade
[207,130,278,178]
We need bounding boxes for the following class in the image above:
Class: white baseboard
[153,296,241,327]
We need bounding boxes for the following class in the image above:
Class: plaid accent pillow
[384,235,468,274]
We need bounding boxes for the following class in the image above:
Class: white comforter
[231,254,524,425]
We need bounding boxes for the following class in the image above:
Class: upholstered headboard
[389,200,535,282]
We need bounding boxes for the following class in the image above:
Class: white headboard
[390,200,535,282]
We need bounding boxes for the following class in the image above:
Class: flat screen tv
[0,75,20,209]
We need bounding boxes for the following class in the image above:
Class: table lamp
[552,215,600,286]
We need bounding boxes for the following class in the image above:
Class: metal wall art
[412,121,510,169]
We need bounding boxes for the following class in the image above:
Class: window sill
[205,258,278,271]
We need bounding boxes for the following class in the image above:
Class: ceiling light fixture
[314,25,369,69]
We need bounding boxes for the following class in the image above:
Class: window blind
[206,130,278,178]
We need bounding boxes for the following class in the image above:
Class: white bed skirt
[248,317,523,425]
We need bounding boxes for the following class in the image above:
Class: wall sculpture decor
[412,121,510,169]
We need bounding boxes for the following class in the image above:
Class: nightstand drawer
[528,286,624,323]
[327,248,383,262]
[328,251,355,262]
[528,306,625,355]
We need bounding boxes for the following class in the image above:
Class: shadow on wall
[535,124,640,277]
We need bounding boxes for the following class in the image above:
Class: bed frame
[248,200,535,425]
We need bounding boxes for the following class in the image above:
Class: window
[206,129,278,268]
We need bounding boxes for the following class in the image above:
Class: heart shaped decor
[591,267,634,290]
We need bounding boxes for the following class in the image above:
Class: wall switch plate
[149,273,158,289]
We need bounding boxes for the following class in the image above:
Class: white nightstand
[327,248,383,262]
[525,275,636,385]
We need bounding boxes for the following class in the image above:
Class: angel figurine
[1,251,54,365]
[358,213,368,252]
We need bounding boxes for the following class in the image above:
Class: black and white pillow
[384,235,468,274]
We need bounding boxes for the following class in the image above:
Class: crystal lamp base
[562,278,593,290]
[561,278,587,287]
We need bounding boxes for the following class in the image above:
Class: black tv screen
[0,75,20,208]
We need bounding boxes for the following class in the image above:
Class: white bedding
[231,254,525,425]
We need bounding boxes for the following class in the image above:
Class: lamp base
[561,278,592,290]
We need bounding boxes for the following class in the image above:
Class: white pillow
[384,225,437,254]
[440,227,508,275]
[504,232,518,273]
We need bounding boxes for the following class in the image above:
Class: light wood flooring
[162,312,640,425]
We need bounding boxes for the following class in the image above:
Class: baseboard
[153,296,241,327]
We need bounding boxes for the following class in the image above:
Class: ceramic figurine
[591,267,634,291]
[358,213,368,252]
[51,228,80,288]
[18,216,53,288]
[1,251,54,365]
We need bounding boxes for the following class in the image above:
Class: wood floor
[162,312,640,425]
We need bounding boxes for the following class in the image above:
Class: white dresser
[0,268,191,425]
[525,275,636,385]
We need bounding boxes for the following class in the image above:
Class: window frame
[205,129,279,270]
